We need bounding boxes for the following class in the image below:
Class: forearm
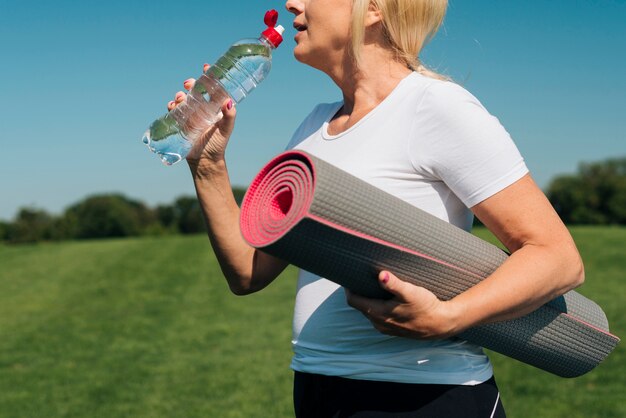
[445,174,585,332]
[446,240,584,334]
[189,159,287,294]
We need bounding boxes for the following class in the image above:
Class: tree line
[547,157,625,225]
[1,157,624,244]
[0,188,247,244]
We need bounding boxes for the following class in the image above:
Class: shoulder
[393,74,490,127]
[412,76,490,122]
[407,75,510,147]
[406,76,528,207]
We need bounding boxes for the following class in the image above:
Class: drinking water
[142,11,284,165]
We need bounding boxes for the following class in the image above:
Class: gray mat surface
[240,150,619,377]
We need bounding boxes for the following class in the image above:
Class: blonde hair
[351,0,448,80]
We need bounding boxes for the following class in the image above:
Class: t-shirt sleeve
[408,82,529,208]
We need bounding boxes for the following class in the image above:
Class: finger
[167,100,176,111]
[216,98,237,134]
[377,271,414,303]
[174,91,186,104]
[346,290,383,317]
[203,63,210,72]
[371,321,401,336]
[183,78,196,91]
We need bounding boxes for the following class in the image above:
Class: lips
[293,22,308,32]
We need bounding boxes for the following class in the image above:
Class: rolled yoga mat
[240,150,619,378]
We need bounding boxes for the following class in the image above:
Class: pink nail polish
[381,272,389,284]
[227,99,233,110]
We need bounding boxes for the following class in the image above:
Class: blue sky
[0,0,624,221]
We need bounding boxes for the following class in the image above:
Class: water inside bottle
[209,43,272,103]
[142,79,229,165]
[142,43,272,165]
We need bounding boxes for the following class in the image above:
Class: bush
[233,186,247,206]
[7,208,54,244]
[2,187,248,244]
[0,221,12,242]
[65,194,157,239]
[547,157,626,225]
[171,196,205,234]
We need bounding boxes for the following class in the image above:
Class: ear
[364,2,383,27]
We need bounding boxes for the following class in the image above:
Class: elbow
[544,243,585,297]
[227,281,256,296]
[571,256,585,289]
[226,275,267,296]
[228,283,248,296]
[561,250,585,292]
[221,266,259,296]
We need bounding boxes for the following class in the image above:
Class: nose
[285,0,304,16]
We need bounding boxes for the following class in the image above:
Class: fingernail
[381,272,390,284]
[175,92,184,100]
[183,78,193,87]
[168,100,175,108]
[227,99,233,110]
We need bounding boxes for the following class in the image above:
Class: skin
[172,0,585,339]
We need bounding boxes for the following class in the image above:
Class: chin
[293,47,309,65]
[292,45,328,73]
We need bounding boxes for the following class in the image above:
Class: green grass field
[0,227,623,418]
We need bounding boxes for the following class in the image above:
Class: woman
[169,0,585,416]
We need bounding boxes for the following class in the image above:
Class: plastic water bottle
[142,10,285,165]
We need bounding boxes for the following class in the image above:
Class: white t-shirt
[286,72,528,385]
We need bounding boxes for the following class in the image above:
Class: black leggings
[294,371,505,418]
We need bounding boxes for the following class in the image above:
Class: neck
[326,47,412,117]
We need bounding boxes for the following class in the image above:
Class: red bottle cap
[261,9,284,48]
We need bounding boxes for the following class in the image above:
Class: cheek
[309,25,349,52]
[320,20,351,49]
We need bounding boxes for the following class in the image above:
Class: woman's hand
[168,63,237,165]
[345,271,461,340]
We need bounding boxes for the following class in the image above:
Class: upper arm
[471,174,576,254]
[251,250,289,287]
[470,173,585,303]
[223,249,289,295]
